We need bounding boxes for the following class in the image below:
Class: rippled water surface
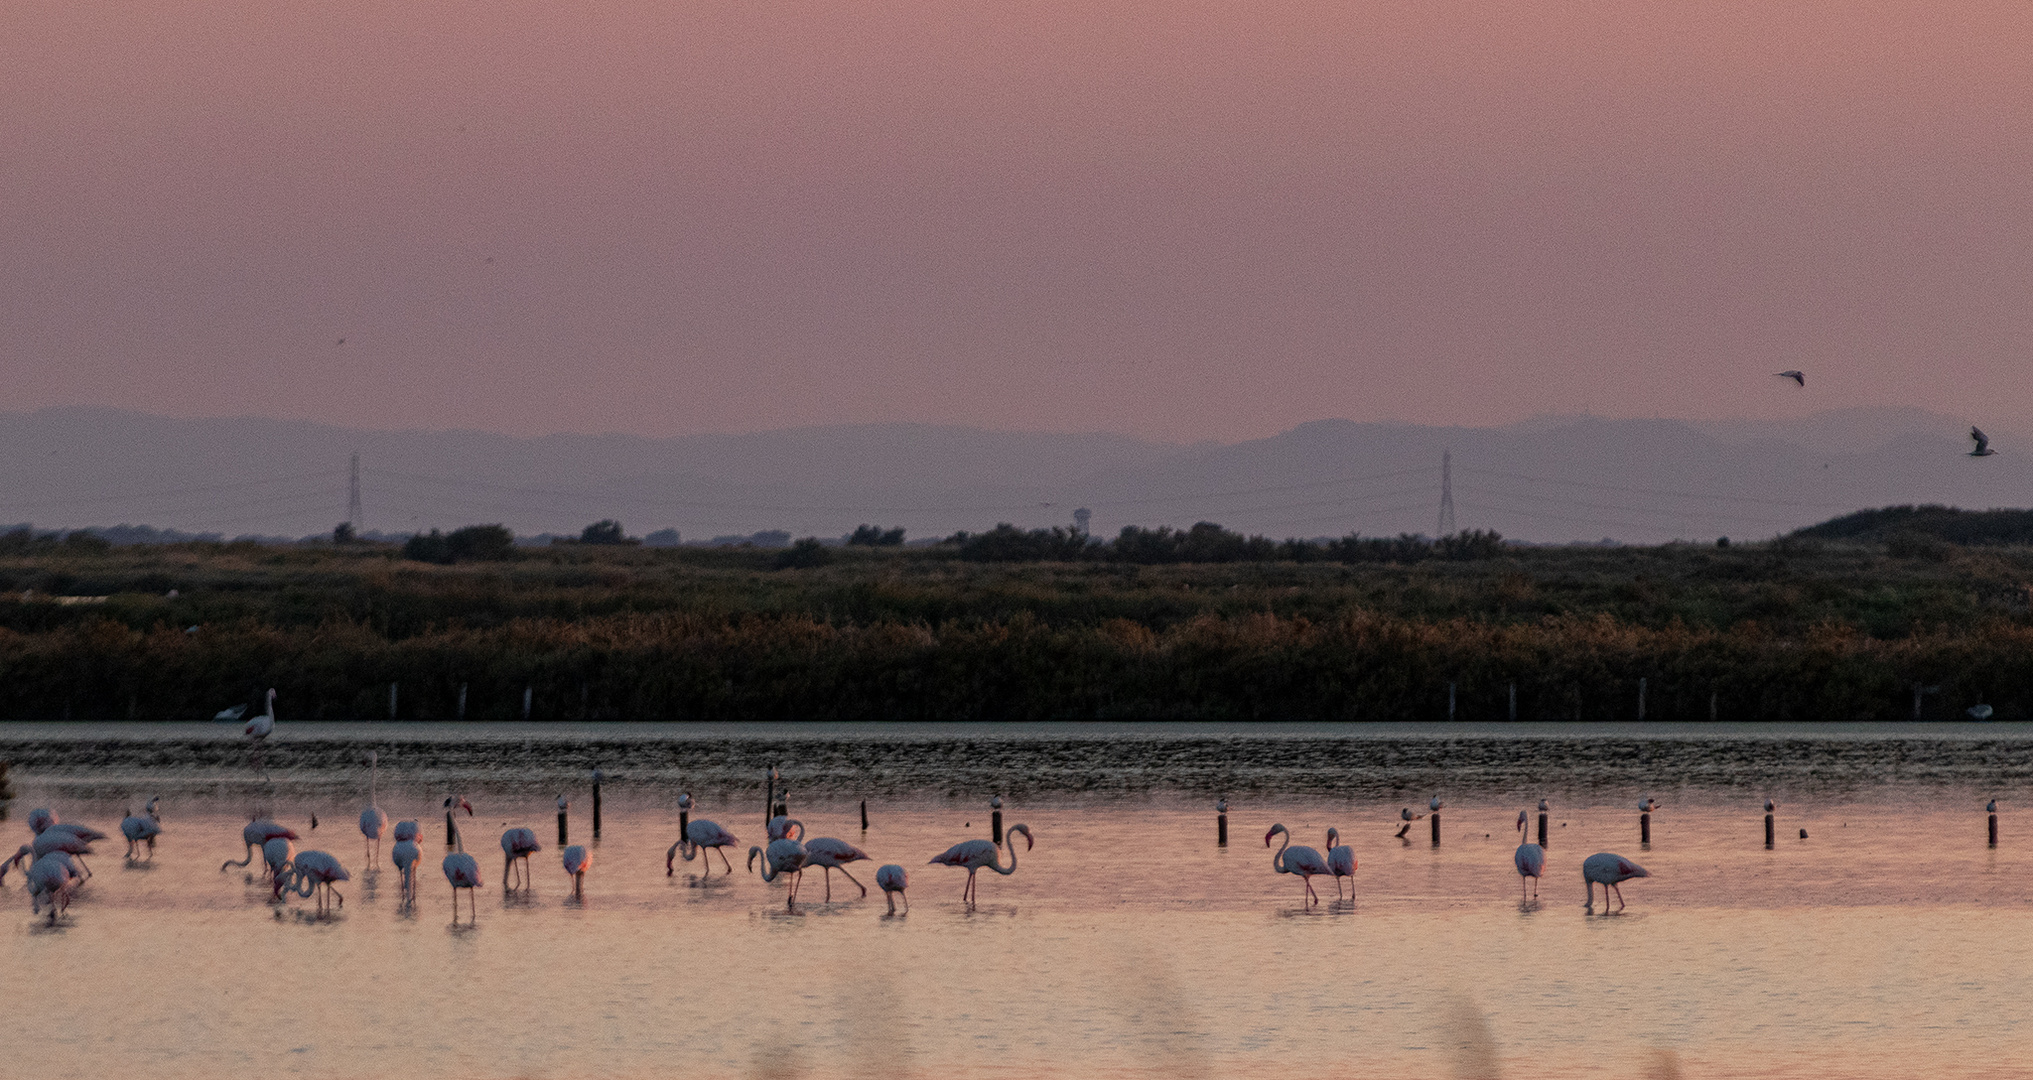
[4,723,2031,1079]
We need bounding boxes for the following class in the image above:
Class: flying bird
[1775,370,1805,386]
[1970,427,1998,457]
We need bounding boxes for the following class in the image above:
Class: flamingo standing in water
[120,809,162,860]
[768,815,804,842]
[1513,811,1545,901]
[391,820,421,906]
[359,751,388,862]
[562,845,590,899]
[1265,824,1331,905]
[223,820,300,878]
[443,829,482,925]
[501,828,542,891]
[1582,852,1650,912]
[668,818,739,876]
[26,807,58,834]
[1325,828,1356,898]
[929,823,1033,905]
[800,837,871,901]
[242,689,277,774]
[9,826,102,881]
[25,852,84,922]
[281,850,349,915]
[748,836,809,909]
[876,864,908,914]
[262,838,298,898]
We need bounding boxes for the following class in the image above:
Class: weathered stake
[991,795,1003,845]
[557,795,569,845]
[591,769,603,840]
[1537,800,1548,847]
[860,799,868,831]
[679,792,692,841]
[1989,799,1998,847]
[1764,799,1775,849]
[1217,798,1229,847]
[1641,812,1651,845]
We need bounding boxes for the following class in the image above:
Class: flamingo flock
[12,763,1686,928]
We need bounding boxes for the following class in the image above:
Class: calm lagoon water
[3,723,2031,1079]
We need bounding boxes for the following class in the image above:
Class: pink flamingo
[1265,824,1331,905]
[1325,828,1356,898]
[668,818,739,876]
[562,845,590,899]
[876,864,908,914]
[359,751,388,862]
[24,852,84,923]
[501,828,542,891]
[121,810,162,861]
[928,823,1032,904]
[280,850,349,915]
[443,830,482,925]
[748,837,809,909]
[1514,811,1545,901]
[1582,852,1650,912]
[222,820,299,877]
[801,837,871,900]
[9,827,101,881]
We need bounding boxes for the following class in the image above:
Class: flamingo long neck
[1272,829,1290,873]
[990,833,1021,875]
[264,692,276,722]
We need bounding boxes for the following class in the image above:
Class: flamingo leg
[1613,884,1625,911]
[717,847,734,875]
[823,867,832,902]
[837,865,867,898]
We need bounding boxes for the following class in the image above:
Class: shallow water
[4,724,2031,1079]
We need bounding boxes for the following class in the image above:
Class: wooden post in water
[591,768,603,840]
[557,795,569,845]
[764,768,776,831]
[859,799,868,832]
[679,792,692,841]
[445,799,458,848]
[1217,798,1228,846]
[1989,799,1998,847]
[991,796,1003,845]
[1639,796,1657,846]
[1430,796,1443,846]
[775,787,789,820]
[1764,799,1775,849]
[1537,799,1548,847]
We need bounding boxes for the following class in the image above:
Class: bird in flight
[1774,370,1805,386]
[1970,427,1998,457]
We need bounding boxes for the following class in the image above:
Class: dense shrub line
[3,610,2026,722]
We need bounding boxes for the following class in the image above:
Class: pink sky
[3,1,2029,442]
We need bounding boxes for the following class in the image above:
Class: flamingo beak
[460,799,474,815]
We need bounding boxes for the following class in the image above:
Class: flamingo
[443,828,482,925]
[146,796,161,822]
[801,836,871,900]
[222,820,300,876]
[748,837,809,909]
[876,864,908,914]
[500,828,542,891]
[359,751,388,862]
[929,823,1032,905]
[668,818,739,876]
[244,689,277,741]
[1324,828,1356,899]
[35,821,109,876]
[25,852,84,923]
[9,827,101,880]
[1582,852,1651,912]
[120,810,162,860]
[1265,824,1331,905]
[768,815,805,842]
[1514,811,1545,901]
[562,844,590,899]
[393,819,420,843]
[26,807,58,834]
[392,834,421,906]
[444,795,474,848]
[280,850,349,915]
[262,837,298,897]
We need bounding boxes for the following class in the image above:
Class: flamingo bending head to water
[1265,824,1331,904]
[25,852,84,923]
[668,818,738,876]
[801,837,870,901]
[223,820,299,876]
[281,850,349,915]
[929,824,1032,905]
[562,845,590,899]
[748,837,809,909]
[1582,852,1650,912]
[876,864,908,914]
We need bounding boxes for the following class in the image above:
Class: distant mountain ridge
[1,406,2027,544]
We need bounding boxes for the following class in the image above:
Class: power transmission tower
[347,452,363,535]
[1436,449,1456,538]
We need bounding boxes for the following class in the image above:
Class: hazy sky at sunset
[3,2,2029,442]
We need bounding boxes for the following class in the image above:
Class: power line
[1456,465,1856,511]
